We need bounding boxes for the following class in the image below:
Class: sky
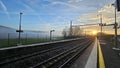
[0,0,119,35]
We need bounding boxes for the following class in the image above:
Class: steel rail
[31,39,93,68]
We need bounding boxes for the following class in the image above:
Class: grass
[0,37,64,48]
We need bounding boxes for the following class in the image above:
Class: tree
[62,28,68,38]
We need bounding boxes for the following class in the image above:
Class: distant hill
[0,25,49,39]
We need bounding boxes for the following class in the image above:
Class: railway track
[31,39,93,68]
[0,38,94,68]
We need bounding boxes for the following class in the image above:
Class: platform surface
[99,40,120,68]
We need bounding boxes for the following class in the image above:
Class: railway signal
[50,30,55,41]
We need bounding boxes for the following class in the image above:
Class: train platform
[71,38,120,68]
[99,39,120,68]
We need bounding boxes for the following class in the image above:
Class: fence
[0,33,63,48]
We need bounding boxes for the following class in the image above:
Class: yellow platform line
[98,40,105,68]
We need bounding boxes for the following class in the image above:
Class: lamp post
[113,4,118,49]
[110,3,119,49]
[70,21,73,37]
[16,12,23,45]
[97,14,103,39]
[50,30,55,41]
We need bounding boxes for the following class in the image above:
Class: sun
[92,31,97,35]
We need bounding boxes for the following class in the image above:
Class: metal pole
[100,14,103,39]
[46,34,47,41]
[70,21,72,37]
[50,31,52,41]
[50,30,55,41]
[25,33,27,44]
[37,33,39,42]
[18,12,22,44]
[97,14,103,39]
[84,28,86,37]
[8,33,10,45]
[114,6,118,48]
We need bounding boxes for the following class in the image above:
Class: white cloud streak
[52,1,80,9]
[20,2,34,12]
[17,0,42,22]
[0,0,10,19]
[68,0,83,3]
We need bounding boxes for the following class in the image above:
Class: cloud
[0,0,10,19]
[52,1,80,9]
[98,4,120,24]
[17,0,43,22]
[76,13,99,24]
[68,0,83,3]
[76,3,120,34]
[77,3,120,24]
[19,2,34,12]
[28,0,40,3]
